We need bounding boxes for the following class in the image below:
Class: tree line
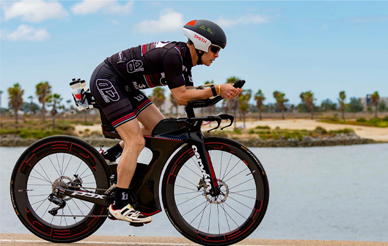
[2,78,386,126]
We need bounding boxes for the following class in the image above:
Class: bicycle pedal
[129,222,144,227]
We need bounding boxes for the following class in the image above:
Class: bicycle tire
[162,137,269,246]
[10,135,110,243]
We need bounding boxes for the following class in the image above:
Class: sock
[113,187,130,210]
[102,143,123,162]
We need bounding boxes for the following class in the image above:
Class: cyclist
[90,19,242,224]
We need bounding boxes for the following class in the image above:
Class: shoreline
[0,135,380,147]
[1,119,386,147]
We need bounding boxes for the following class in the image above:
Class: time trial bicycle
[10,80,269,246]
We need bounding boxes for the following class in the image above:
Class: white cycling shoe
[108,204,152,224]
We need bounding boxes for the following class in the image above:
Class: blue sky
[1,0,387,109]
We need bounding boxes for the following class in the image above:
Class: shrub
[314,126,327,134]
[255,125,270,130]
[356,117,367,122]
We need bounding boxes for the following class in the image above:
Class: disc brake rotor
[198,179,229,204]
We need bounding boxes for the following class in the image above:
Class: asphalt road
[1,234,387,246]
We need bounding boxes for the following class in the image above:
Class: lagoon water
[1,144,387,241]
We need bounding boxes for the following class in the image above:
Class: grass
[205,125,356,141]
[320,116,388,128]
[0,120,75,139]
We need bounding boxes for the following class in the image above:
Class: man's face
[201,45,220,66]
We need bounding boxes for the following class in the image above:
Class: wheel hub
[52,176,72,200]
[198,179,229,204]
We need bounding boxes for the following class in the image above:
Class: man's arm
[170,84,242,106]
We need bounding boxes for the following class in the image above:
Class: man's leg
[137,103,165,136]
[108,118,151,223]
[101,103,164,162]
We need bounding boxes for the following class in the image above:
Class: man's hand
[219,83,242,99]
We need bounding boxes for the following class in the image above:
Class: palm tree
[36,81,52,122]
[300,91,315,119]
[47,93,63,129]
[150,87,165,112]
[27,95,34,115]
[273,91,288,120]
[338,91,346,120]
[370,91,380,118]
[8,83,24,123]
[254,89,265,120]
[239,89,252,128]
[0,90,3,109]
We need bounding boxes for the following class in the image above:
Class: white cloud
[135,9,183,34]
[216,13,268,28]
[2,0,68,23]
[1,25,49,42]
[71,0,133,15]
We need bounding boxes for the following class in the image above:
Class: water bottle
[70,78,89,111]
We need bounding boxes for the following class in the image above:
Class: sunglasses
[209,45,221,54]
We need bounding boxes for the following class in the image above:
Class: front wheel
[162,137,269,246]
[10,135,110,243]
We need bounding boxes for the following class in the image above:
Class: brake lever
[218,114,234,130]
[207,116,222,133]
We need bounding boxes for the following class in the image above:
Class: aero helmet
[183,19,226,53]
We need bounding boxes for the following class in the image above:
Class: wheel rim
[172,148,259,235]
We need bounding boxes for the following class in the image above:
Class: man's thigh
[137,104,165,135]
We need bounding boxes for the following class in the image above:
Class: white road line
[0,239,284,246]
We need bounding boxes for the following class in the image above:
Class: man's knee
[122,135,145,152]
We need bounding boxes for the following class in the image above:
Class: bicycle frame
[58,80,244,215]
[104,112,235,215]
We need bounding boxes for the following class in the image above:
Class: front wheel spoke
[224,167,248,183]
[229,192,256,200]
[207,202,212,233]
[221,154,234,181]
[227,195,253,212]
[195,201,211,229]
[175,184,198,192]
[229,178,253,190]
[183,163,202,179]
[217,204,220,234]
[220,203,239,228]
[175,191,200,196]
[178,176,198,189]
[182,200,207,217]
[222,160,241,181]
[177,193,203,207]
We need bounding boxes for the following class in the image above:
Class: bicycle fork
[189,133,220,196]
